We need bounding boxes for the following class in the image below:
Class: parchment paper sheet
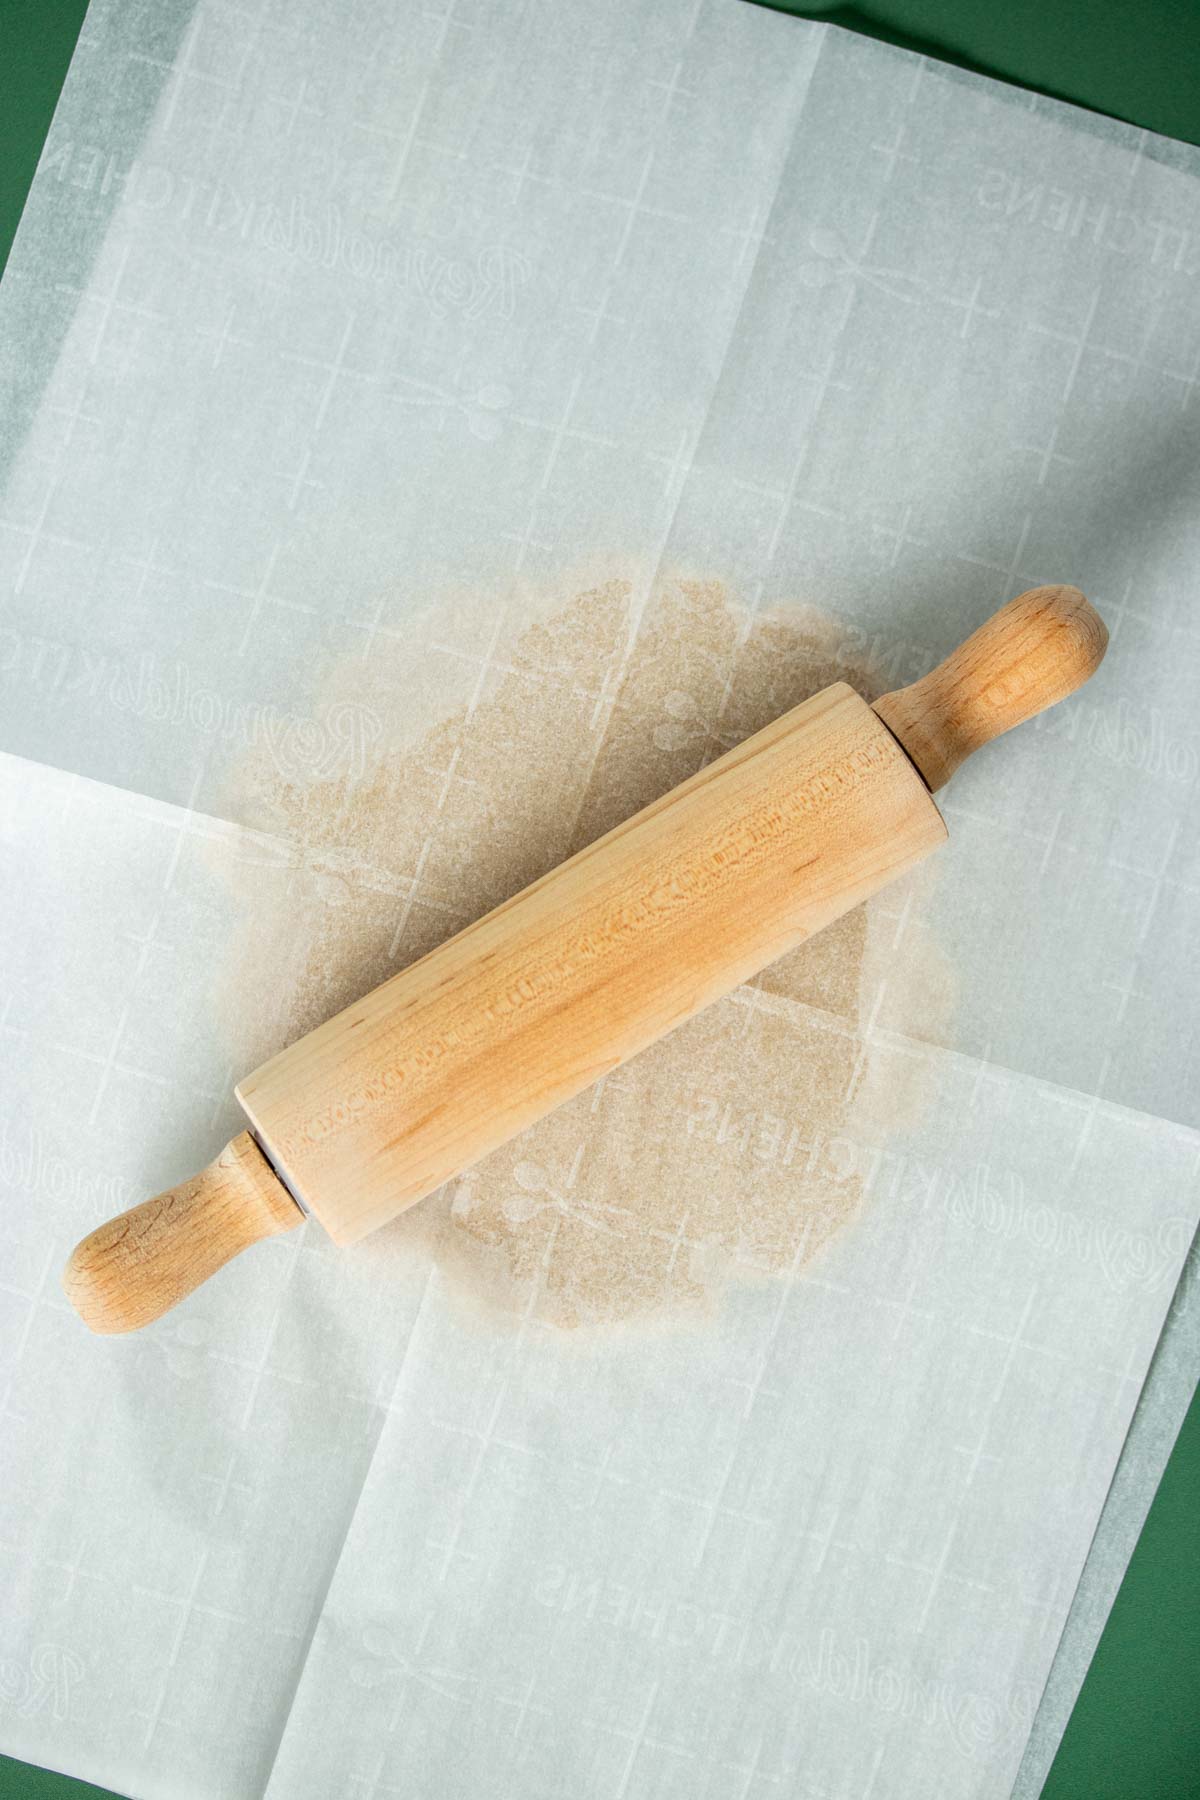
[1,2,1198,1796]
[1011,1224,1199,1797]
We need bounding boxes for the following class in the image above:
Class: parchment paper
[1,2,1198,1796]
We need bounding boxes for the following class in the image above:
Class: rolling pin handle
[62,1131,301,1334]
[873,584,1108,792]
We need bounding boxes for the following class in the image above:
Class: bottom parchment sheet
[1011,1226,1199,1797]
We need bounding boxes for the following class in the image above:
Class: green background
[0,0,1196,1794]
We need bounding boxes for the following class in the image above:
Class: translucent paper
[1,2,1197,1795]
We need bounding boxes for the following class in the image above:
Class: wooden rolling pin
[64,585,1107,1332]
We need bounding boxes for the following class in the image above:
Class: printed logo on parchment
[532,1564,1038,1760]
[0,1122,137,1224]
[38,140,534,321]
[977,167,1199,275]
[797,226,928,303]
[1036,694,1199,785]
[902,1153,1193,1297]
[0,627,382,784]
[0,1644,85,1720]
[351,1622,475,1707]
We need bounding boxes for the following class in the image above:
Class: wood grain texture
[873,584,1108,792]
[61,1131,300,1333]
[236,684,946,1244]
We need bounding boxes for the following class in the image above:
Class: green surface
[766,0,1200,146]
[1041,1381,1200,1800]
[0,1760,121,1800]
[0,1,1196,1796]
[0,0,90,279]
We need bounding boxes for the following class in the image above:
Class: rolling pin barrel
[62,584,1107,1333]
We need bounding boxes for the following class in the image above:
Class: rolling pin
[64,584,1107,1333]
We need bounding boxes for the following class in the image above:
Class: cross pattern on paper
[0,1247,58,1428]
[269,76,324,137]
[199,1450,256,1520]
[273,444,327,513]
[884,1285,1072,1626]
[133,1548,212,1750]
[127,12,244,135]
[869,501,928,569]
[764,348,855,562]
[886,1514,996,1633]
[646,61,696,123]
[56,243,163,370]
[205,537,317,657]
[0,474,93,597]
[954,511,1036,606]
[385,838,465,961]
[719,199,778,282]
[1015,419,1077,487]
[868,1273,935,1346]
[195,303,253,370]
[657,1443,772,1568]
[569,1441,633,1512]
[85,764,213,1126]
[47,383,101,456]
[1096,1338,1150,1416]
[799,1508,860,1578]
[1162,338,1200,410]
[122,537,184,607]
[871,122,918,184]
[279,311,379,436]
[496,1671,552,1739]
[0,789,231,1151]
[944,274,1001,340]
[724,1220,820,1418]
[351,0,475,204]
[721,1737,790,1798]
[349,1748,405,1800]
[953,1432,1002,1490]
[1107,819,1184,955]
[497,143,556,206]
[587,1682,697,1800]
[427,1379,519,1582]
[46,1537,110,1607]
[1094,576,1158,643]
[1029,286,1102,408]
